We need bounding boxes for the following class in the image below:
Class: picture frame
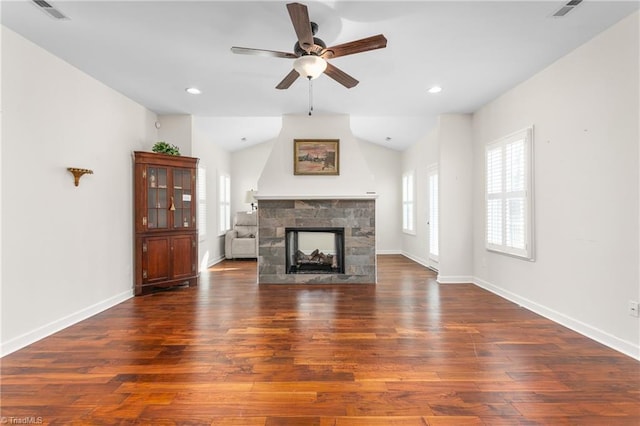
[293,139,340,176]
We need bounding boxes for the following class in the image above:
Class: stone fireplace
[257,197,376,284]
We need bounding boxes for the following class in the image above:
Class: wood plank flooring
[1,255,639,425]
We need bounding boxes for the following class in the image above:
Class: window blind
[428,168,439,259]
[485,127,534,259]
[402,171,415,233]
[198,167,207,238]
[218,173,231,235]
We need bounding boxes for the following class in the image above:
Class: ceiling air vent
[552,0,583,17]
[32,0,69,20]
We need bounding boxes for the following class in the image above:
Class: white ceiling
[2,1,638,151]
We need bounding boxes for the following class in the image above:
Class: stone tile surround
[258,199,376,284]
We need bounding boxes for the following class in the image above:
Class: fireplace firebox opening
[285,227,345,274]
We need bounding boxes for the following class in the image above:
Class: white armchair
[225,211,258,259]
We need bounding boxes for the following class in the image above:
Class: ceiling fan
[231,2,387,90]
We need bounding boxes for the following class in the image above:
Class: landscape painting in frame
[293,139,340,176]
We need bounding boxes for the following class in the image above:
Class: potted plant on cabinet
[151,141,181,156]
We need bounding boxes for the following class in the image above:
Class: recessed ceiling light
[185,87,201,95]
[427,86,442,94]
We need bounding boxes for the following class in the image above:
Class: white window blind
[485,127,534,259]
[428,167,439,260]
[198,167,207,239]
[218,173,231,235]
[402,170,415,233]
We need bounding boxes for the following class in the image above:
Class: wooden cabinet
[134,151,199,295]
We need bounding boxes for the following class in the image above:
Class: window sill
[486,247,535,262]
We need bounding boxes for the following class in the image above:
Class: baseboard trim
[401,251,429,268]
[376,249,402,255]
[437,275,474,284]
[207,255,226,268]
[473,276,640,361]
[1,289,133,357]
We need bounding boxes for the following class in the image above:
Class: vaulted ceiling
[2,1,638,150]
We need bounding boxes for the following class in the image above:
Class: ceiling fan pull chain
[308,77,313,116]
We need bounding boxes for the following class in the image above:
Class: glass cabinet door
[172,168,194,229]
[147,167,168,229]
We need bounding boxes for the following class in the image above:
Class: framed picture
[293,139,340,176]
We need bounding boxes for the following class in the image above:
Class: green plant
[152,141,181,156]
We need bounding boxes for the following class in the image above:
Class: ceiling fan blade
[323,62,359,89]
[276,69,300,90]
[322,34,388,59]
[287,2,314,53]
[231,47,297,59]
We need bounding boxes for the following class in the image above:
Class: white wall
[158,114,193,157]
[400,114,473,277]
[258,114,376,197]
[401,127,439,265]
[1,27,157,355]
[358,139,402,253]
[471,12,639,358]
[231,140,274,215]
[438,114,473,283]
[192,117,231,268]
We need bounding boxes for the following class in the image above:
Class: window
[485,127,534,259]
[428,166,439,261]
[198,167,207,239]
[402,170,415,234]
[218,173,231,235]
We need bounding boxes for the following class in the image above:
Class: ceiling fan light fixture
[293,55,327,80]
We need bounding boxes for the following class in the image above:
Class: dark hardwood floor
[1,255,639,425]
